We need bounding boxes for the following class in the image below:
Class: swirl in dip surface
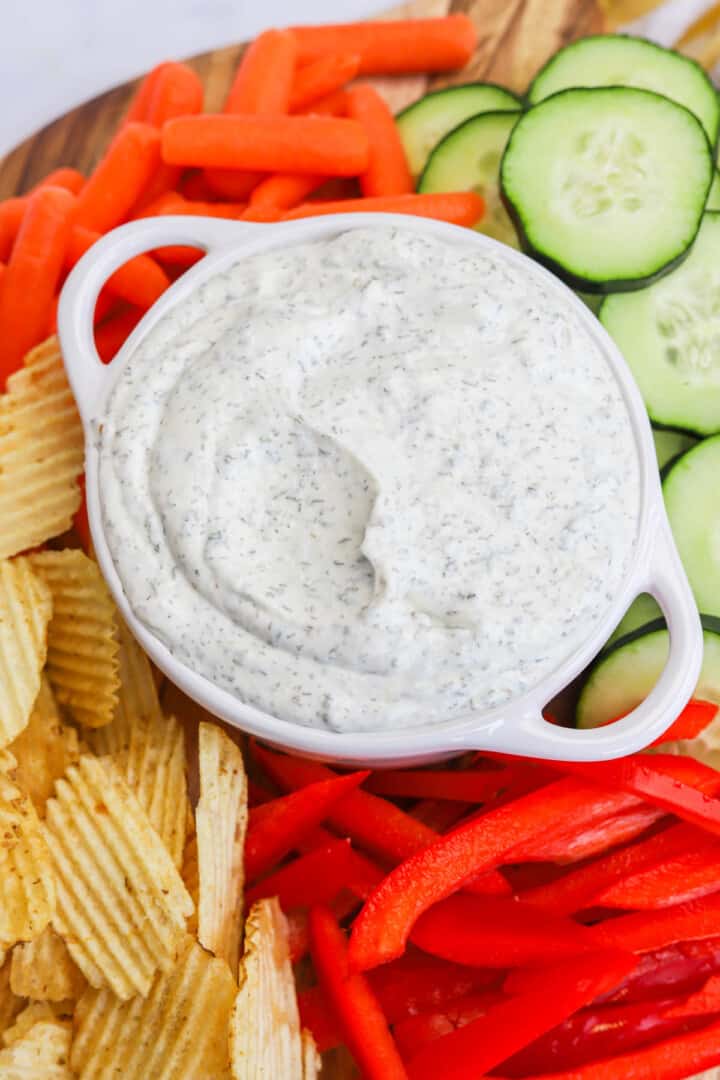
[99,226,640,733]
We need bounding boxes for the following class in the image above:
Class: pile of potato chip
[0,338,320,1078]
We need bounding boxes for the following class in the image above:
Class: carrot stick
[203,169,265,200]
[32,167,85,194]
[299,88,350,117]
[283,191,484,227]
[136,192,248,219]
[292,15,477,75]
[95,305,145,363]
[46,294,59,336]
[66,226,170,309]
[74,122,162,232]
[145,61,204,125]
[249,173,327,211]
[290,53,360,112]
[0,261,6,296]
[153,245,205,271]
[0,198,27,261]
[163,114,369,176]
[123,62,173,125]
[132,164,184,215]
[94,289,116,325]
[0,186,75,386]
[224,28,297,115]
[180,171,216,201]
[346,84,413,197]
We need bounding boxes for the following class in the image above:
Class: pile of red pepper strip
[244,700,720,1078]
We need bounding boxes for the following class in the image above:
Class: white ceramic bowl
[58,212,702,766]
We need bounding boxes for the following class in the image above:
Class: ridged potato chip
[197,722,248,978]
[0,1011,73,1078]
[44,754,193,1000]
[0,960,25,1035]
[0,337,84,561]
[0,764,55,949]
[29,550,119,728]
[10,926,86,1002]
[71,935,235,1080]
[3,1001,56,1045]
[89,616,162,758]
[302,1029,322,1079]
[0,556,52,749]
[230,898,303,1078]
[182,833,199,936]
[10,678,79,816]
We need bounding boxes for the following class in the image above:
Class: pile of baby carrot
[0,14,483,392]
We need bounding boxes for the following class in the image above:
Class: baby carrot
[74,122,161,233]
[0,186,75,387]
[32,167,85,194]
[123,62,172,125]
[292,15,477,75]
[203,169,265,200]
[284,191,484,227]
[163,114,369,176]
[136,192,248,219]
[66,226,170,309]
[290,53,360,112]
[298,88,350,117]
[0,198,27,261]
[180,171,216,201]
[145,61,204,125]
[224,28,297,114]
[95,305,145,363]
[346,84,413,197]
[153,245,205,271]
[249,173,327,211]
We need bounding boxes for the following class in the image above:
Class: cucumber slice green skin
[419,110,520,247]
[396,83,523,178]
[501,87,713,293]
[653,429,699,473]
[577,615,720,729]
[600,213,720,435]
[707,170,720,210]
[528,33,720,148]
[605,594,662,650]
[663,435,720,618]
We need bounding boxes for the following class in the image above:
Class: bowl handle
[484,519,703,761]
[58,215,261,421]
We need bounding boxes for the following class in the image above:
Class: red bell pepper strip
[521,822,710,916]
[298,984,343,1052]
[393,991,505,1060]
[405,950,636,1080]
[297,824,385,899]
[649,699,718,746]
[529,804,666,864]
[409,894,594,968]
[510,1014,720,1080]
[287,888,360,963]
[244,837,353,910]
[662,973,720,1018]
[247,778,274,806]
[347,777,638,972]
[602,936,720,1005]
[309,904,408,1080]
[588,892,720,954]
[244,770,369,880]
[599,838,720,910]
[559,754,720,837]
[410,798,472,832]
[365,767,523,802]
[252,743,509,896]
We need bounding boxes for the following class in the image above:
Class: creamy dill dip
[98,226,640,733]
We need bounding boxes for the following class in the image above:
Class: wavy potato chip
[230,898,303,1079]
[196,722,248,978]
[10,926,86,1002]
[0,337,84,561]
[0,1012,73,1079]
[71,936,235,1080]
[29,550,119,728]
[182,832,199,936]
[89,616,162,758]
[0,960,25,1035]
[0,765,55,949]
[44,754,193,1000]
[302,1029,322,1079]
[10,678,79,816]
[3,1001,57,1045]
[0,556,52,749]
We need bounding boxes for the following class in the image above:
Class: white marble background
[0,0,713,158]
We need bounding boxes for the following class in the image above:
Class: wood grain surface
[0,1,603,1076]
[0,0,602,199]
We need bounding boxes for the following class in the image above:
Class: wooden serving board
[0,2,603,1077]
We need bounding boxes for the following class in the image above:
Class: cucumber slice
[501,87,713,291]
[577,615,720,729]
[528,34,720,146]
[707,170,720,210]
[396,84,522,178]
[577,292,603,315]
[419,111,519,246]
[601,214,720,435]
[605,593,662,649]
[653,428,698,471]
[663,435,720,617]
